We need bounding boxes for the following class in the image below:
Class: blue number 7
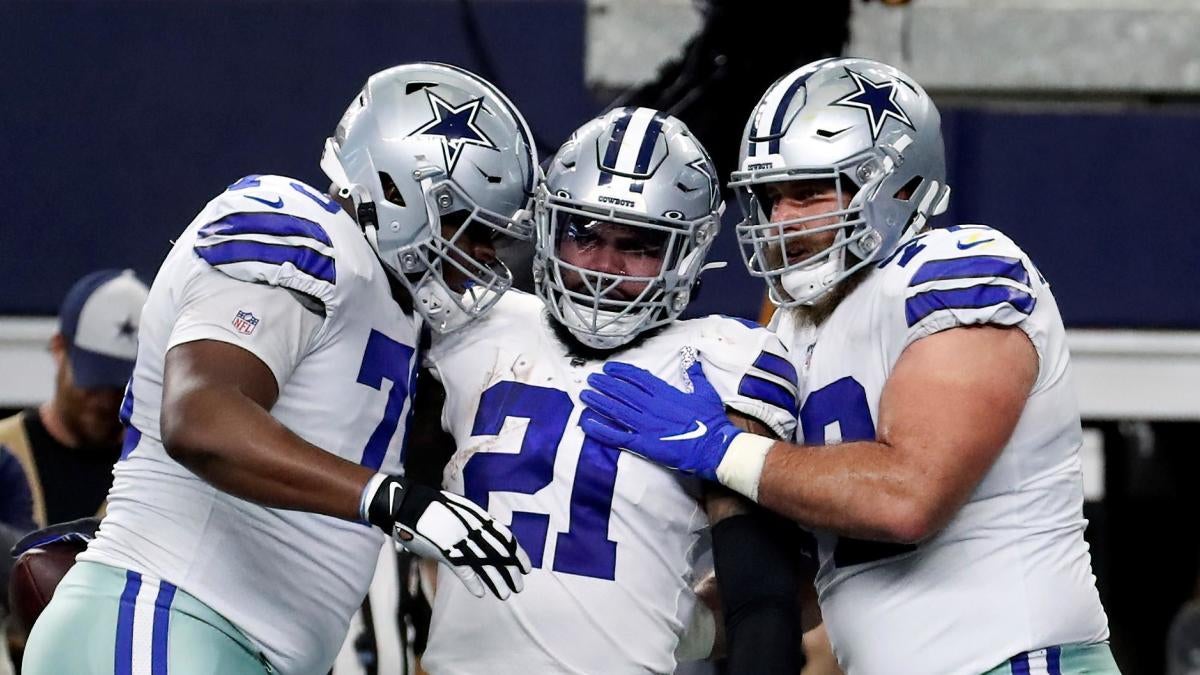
[463,382,620,580]
[355,330,416,470]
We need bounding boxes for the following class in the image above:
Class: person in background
[0,268,148,673]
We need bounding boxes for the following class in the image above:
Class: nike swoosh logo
[956,238,995,250]
[660,421,707,442]
[245,195,284,209]
[388,482,403,513]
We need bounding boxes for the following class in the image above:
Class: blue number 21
[463,382,620,581]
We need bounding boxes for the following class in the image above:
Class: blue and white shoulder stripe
[193,177,342,305]
[738,349,800,417]
[899,226,1039,338]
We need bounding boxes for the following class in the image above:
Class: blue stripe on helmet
[115,570,142,675]
[738,374,798,414]
[195,240,337,285]
[909,255,1030,288]
[151,582,177,675]
[598,107,636,186]
[199,212,334,247]
[752,351,798,389]
[904,284,1036,327]
[631,111,668,176]
[767,72,813,154]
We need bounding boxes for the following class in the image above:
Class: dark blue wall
[3,1,1198,328]
[0,0,596,313]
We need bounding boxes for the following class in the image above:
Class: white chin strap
[780,247,844,306]
[557,296,644,350]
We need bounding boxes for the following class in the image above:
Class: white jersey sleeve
[191,174,344,309]
[689,316,798,440]
[166,266,323,388]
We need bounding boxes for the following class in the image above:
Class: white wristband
[715,433,774,502]
[359,472,388,522]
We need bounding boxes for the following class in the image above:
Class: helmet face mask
[320,62,538,332]
[533,108,721,351]
[731,58,951,308]
[536,191,714,349]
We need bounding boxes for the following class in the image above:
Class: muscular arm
[755,325,1038,543]
[161,339,374,521]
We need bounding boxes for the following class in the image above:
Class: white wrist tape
[715,433,774,502]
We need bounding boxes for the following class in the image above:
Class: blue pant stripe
[151,581,177,675]
[1047,646,1062,675]
[114,570,142,675]
[1010,651,1031,675]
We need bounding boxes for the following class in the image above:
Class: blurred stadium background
[2,1,1198,672]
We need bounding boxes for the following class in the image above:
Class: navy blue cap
[59,269,149,390]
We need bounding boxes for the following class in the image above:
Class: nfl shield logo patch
[232,310,259,335]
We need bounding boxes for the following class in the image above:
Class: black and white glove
[361,474,531,600]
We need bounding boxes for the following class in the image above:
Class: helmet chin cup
[414,277,465,333]
[781,249,843,306]
[557,296,646,350]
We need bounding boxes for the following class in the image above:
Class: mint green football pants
[22,561,274,674]
[982,642,1122,674]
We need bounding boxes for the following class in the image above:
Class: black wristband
[712,509,805,675]
[366,474,439,532]
[366,474,409,531]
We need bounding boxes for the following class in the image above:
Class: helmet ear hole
[893,175,924,201]
[377,172,407,207]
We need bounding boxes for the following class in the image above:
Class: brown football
[7,539,85,636]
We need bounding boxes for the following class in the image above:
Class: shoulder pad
[690,315,798,439]
[879,225,1039,341]
[192,175,348,307]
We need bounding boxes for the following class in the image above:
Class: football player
[580,58,1120,675]
[22,63,535,675]
[410,107,802,674]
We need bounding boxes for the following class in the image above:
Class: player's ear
[48,333,67,363]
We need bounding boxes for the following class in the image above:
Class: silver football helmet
[534,107,722,350]
[321,62,538,332]
[730,57,952,307]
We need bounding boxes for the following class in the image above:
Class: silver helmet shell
[534,107,722,350]
[320,62,538,332]
[730,57,951,307]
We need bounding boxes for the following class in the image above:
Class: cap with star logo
[58,269,149,390]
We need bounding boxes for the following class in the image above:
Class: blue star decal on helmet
[832,69,914,141]
[117,316,137,339]
[410,91,497,174]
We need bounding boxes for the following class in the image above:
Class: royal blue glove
[579,359,742,481]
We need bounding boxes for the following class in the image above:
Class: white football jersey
[774,226,1109,675]
[420,292,797,675]
[82,174,417,675]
